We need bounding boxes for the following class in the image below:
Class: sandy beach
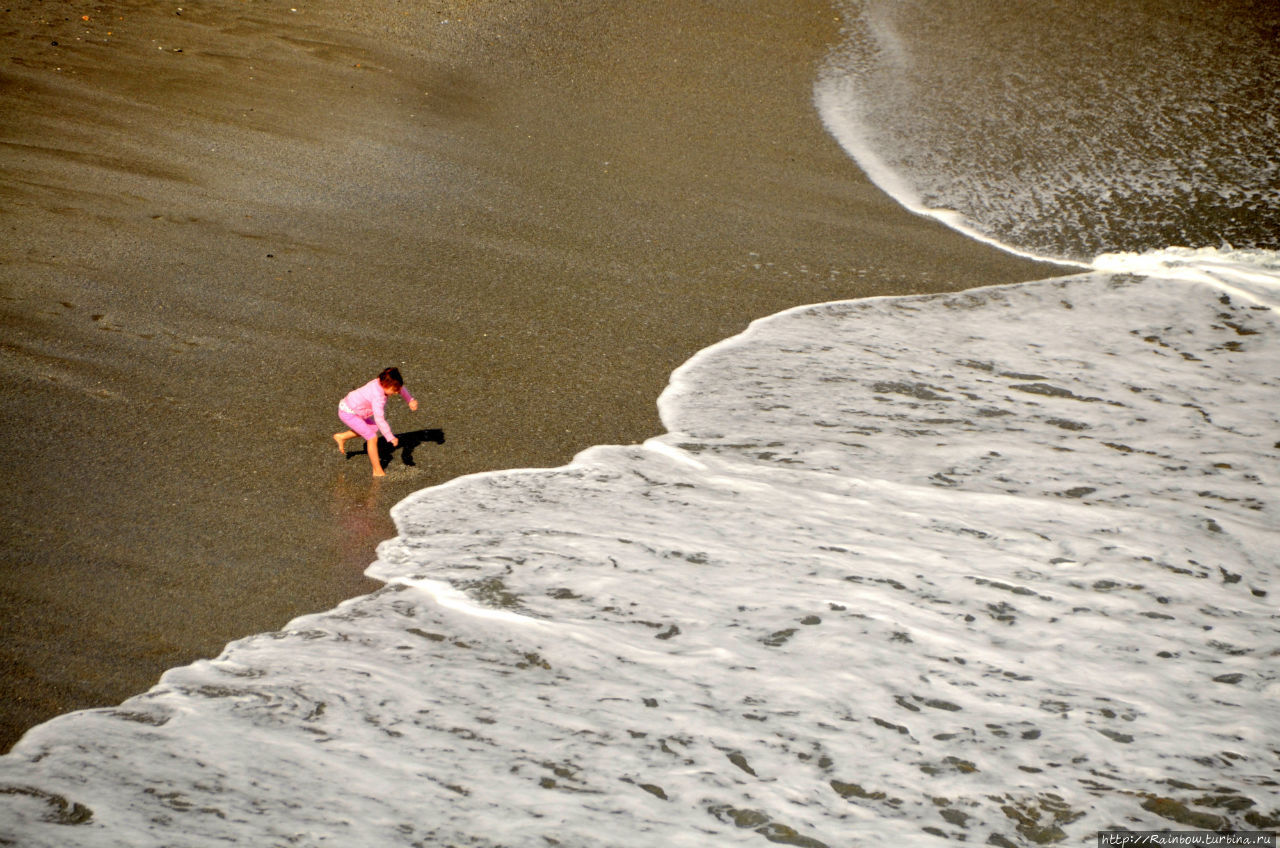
[0,0,1075,751]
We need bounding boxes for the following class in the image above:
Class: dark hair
[378,367,404,390]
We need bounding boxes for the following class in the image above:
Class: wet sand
[0,0,1076,751]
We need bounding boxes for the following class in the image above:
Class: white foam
[1095,247,1280,311]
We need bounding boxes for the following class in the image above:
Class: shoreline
[0,0,1076,751]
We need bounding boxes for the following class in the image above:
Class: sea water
[2,2,1278,846]
[812,0,1280,263]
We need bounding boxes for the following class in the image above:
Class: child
[333,367,419,477]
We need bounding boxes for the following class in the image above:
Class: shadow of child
[344,429,445,471]
[381,428,446,468]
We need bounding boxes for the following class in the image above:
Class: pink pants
[339,408,379,441]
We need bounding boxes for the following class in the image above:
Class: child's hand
[408,399,419,412]
[391,437,399,447]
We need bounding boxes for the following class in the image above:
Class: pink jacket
[340,378,415,442]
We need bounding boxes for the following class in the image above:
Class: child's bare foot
[372,469,386,477]
[334,433,350,454]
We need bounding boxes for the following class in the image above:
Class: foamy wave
[1094,247,1280,310]
[815,0,1280,263]
[812,73,1088,269]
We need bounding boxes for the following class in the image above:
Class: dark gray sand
[0,0,1076,750]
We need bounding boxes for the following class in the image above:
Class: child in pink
[333,367,418,477]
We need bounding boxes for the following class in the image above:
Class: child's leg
[336,410,380,470]
[367,437,385,476]
[334,430,357,453]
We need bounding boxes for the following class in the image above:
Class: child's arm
[372,395,398,445]
[401,386,418,412]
